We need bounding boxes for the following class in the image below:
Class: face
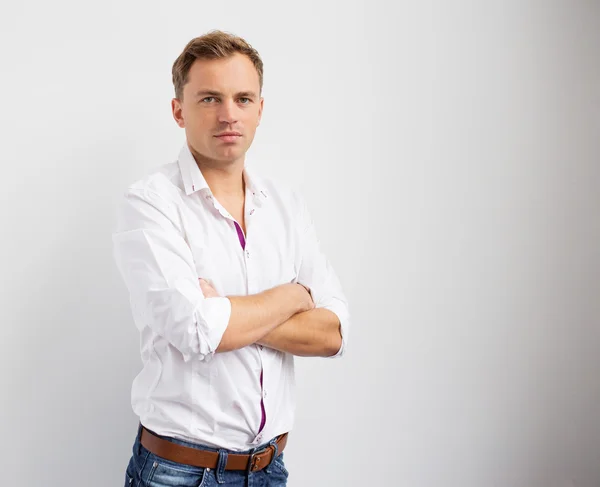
[172,53,263,168]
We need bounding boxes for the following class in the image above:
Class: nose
[217,99,239,125]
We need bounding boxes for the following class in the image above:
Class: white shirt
[112,144,350,451]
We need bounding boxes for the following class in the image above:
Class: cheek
[185,117,213,140]
[244,124,259,142]
[243,116,260,135]
[183,106,210,126]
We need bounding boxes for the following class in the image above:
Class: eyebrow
[194,90,258,99]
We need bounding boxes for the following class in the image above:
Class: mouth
[214,132,242,143]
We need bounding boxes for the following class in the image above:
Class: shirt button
[246,250,250,258]
[263,390,267,398]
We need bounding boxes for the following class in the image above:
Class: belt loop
[267,435,282,474]
[265,436,279,474]
[215,449,228,484]
[244,446,257,481]
[135,422,143,455]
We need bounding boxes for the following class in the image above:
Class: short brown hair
[172,30,264,100]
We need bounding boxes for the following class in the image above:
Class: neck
[189,144,245,199]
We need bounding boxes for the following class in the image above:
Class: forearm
[216,284,308,353]
[257,308,342,357]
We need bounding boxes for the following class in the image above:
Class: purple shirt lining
[234,221,246,250]
[234,221,266,434]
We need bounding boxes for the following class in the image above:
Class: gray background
[0,1,599,486]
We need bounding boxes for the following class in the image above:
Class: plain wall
[0,1,599,486]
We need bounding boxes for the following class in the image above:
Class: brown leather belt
[140,426,288,473]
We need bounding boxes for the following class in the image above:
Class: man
[112,30,350,487]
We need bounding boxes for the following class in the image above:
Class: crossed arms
[199,279,342,357]
[112,187,348,362]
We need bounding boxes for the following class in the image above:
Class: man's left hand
[199,278,220,298]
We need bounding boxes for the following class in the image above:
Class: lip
[215,133,242,143]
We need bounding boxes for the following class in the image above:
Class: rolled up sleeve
[112,188,231,362]
[295,193,350,358]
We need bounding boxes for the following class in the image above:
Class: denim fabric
[124,423,289,487]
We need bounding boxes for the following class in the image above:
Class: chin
[211,152,242,164]
[217,147,247,160]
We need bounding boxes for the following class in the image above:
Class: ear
[257,97,264,126]
[171,98,185,128]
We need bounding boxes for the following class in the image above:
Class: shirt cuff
[194,296,232,361]
[321,301,349,359]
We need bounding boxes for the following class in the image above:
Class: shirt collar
[177,143,269,205]
[178,144,210,195]
[243,166,269,207]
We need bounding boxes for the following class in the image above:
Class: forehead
[185,53,260,94]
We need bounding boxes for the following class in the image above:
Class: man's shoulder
[125,161,182,200]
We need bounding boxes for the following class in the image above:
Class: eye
[239,97,251,104]
[201,97,217,103]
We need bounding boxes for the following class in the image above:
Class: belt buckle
[250,449,265,472]
[249,445,272,472]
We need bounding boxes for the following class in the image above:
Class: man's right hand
[285,282,315,313]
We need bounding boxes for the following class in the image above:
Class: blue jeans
[124,423,289,486]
